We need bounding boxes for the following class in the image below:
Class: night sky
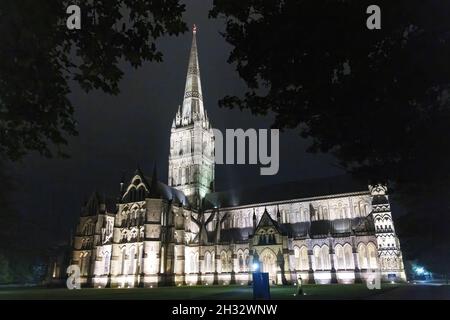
[9,1,342,245]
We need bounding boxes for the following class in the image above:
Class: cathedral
[71,26,406,288]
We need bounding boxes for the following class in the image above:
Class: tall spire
[181,24,204,122]
[169,24,215,208]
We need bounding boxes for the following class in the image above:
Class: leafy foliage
[0,0,187,160]
[210,0,450,196]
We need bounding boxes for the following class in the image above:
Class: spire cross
[193,24,197,34]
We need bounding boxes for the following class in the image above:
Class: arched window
[335,244,345,269]
[189,251,198,273]
[313,246,321,270]
[205,252,212,273]
[270,233,276,244]
[344,244,354,269]
[367,243,378,269]
[304,208,309,222]
[358,243,368,269]
[82,238,90,249]
[294,246,309,271]
[137,187,146,201]
[220,251,228,273]
[107,219,113,234]
[121,249,127,275]
[365,204,370,216]
[195,252,199,273]
[323,207,328,220]
[80,252,89,276]
[359,201,366,215]
[300,247,309,270]
[337,203,343,219]
[83,221,93,235]
[321,245,330,270]
[336,244,354,270]
[139,212,145,225]
[129,247,136,274]
[354,204,359,217]
[227,251,233,271]
[238,250,244,271]
[244,250,249,271]
[294,246,301,270]
[343,206,349,219]
[130,188,137,202]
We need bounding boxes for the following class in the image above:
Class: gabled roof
[255,208,283,234]
[145,178,189,206]
[203,175,368,210]
[121,168,189,206]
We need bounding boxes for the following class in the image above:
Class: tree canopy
[210,0,450,197]
[0,0,187,160]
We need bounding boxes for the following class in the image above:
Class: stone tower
[370,184,406,281]
[168,25,215,209]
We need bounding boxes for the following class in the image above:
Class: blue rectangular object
[252,272,271,299]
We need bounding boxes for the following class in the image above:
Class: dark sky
[10,0,342,244]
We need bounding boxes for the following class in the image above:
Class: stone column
[230,245,237,284]
[329,238,338,283]
[213,246,219,285]
[138,245,145,288]
[352,236,362,283]
[307,249,315,284]
[174,244,186,285]
[247,255,253,285]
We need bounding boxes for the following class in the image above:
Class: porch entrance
[260,249,277,284]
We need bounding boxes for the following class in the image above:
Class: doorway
[260,249,277,284]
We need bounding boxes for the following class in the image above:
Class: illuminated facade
[71,27,406,288]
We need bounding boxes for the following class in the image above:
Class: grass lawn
[0,283,403,300]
